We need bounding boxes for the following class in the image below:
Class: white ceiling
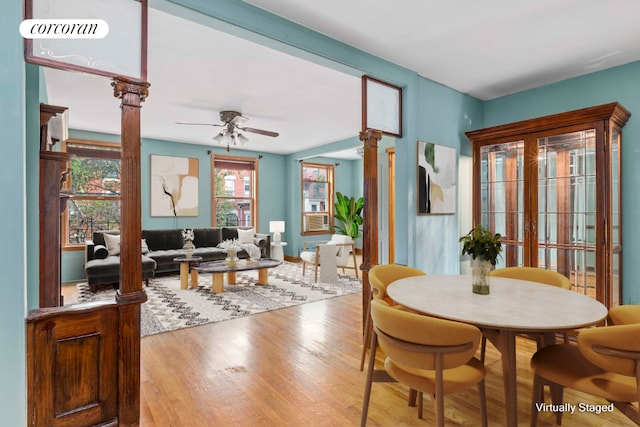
[246,0,640,100]
[45,1,640,158]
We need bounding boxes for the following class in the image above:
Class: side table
[173,256,203,289]
[270,242,287,262]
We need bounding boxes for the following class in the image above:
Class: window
[212,155,257,227]
[301,162,334,234]
[62,139,121,247]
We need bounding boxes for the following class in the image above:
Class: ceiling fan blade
[238,126,279,137]
[229,114,248,125]
[175,122,224,127]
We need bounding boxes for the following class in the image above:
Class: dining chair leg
[360,300,372,371]
[418,391,423,419]
[530,374,544,427]
[478,380,488,427]
[480,335,487,363]
[360,334,378,427]
[550,382,564,425]
[314,264,318,282]
[408,389,418,407]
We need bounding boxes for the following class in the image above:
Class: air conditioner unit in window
[307,213,330,232]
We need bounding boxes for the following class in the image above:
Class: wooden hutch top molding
[465,102,631,143]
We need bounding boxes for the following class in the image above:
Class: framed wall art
[150,154,199,217]
[417,141,456,214]
[362,75,402,137]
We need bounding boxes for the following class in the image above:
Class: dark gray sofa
[85,227,271,290]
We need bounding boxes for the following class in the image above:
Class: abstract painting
[417,141,456,214]
[150,155,199,216]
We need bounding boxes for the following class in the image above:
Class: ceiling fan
[177,110,279,151]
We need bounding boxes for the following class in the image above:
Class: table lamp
[269,221,285,243]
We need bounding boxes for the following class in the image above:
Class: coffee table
[193,258,282,294]
[173,256,203,290]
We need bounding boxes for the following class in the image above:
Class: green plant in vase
[460,225,503,294]
[333,192,364,240]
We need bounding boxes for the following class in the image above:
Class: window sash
[62,139,121,248]
[212,155,258,229]
[301,162,334,234]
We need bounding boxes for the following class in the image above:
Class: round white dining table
[387,274,608,427]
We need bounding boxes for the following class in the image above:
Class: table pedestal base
[211,270,269,294]
[179,261,199,290]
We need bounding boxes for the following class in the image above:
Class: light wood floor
[138,290,634,426]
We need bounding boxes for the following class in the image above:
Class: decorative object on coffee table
[459,225,502,295]
[182,228,195,259]
[218,238,242,267]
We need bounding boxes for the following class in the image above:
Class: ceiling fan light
[222,133,233,146]
[212,132,225,143]
[237,133,249,145]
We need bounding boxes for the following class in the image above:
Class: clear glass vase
[225,248,239,267]
[183,240,195,260]
[472,257,492,294]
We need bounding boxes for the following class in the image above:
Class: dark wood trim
[112,76,150,426]
[465,103,630,142]
[360,129,382,330]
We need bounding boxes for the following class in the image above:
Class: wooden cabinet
[466,103,630,308]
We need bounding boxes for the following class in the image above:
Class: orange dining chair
[361,299,487,427]
[360,264,426,371]
[530,305,640,426]
[607,304,640,325]
[481,267,572,361]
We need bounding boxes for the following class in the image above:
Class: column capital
[112,76,150,105]
[359,128,382,144]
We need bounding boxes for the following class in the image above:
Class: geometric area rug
[77,261,361,337]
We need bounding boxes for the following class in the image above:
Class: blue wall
[484,61,640,305]
[0,1,27,424]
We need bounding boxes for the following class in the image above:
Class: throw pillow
[237,228,255,244]
[141,239,149,254]
[103,233,121,256]
[94,244,109,259]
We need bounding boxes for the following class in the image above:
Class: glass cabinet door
[536,130,597,299]
[479,141,524,268]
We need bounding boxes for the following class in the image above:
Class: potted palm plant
[333,192,364,240]
[459,225,503,294]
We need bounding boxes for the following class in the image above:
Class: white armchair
[300,234,359,282]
